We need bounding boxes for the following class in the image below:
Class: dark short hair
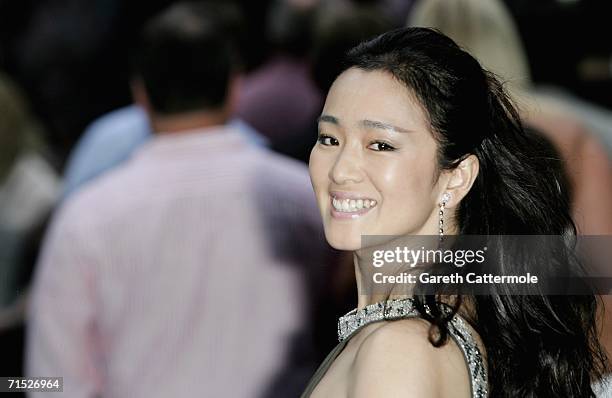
[311,2,392,92]
[131,2,242,114]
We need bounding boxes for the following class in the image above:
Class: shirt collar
[135,124,249,161]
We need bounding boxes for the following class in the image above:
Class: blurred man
[26,3,331,397]
[235,0,322,145]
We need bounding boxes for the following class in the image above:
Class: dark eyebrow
[317,115,413,134]
[317,114,339,125]
[360,119,413,134]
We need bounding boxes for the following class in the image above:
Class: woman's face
[309,68,445,250]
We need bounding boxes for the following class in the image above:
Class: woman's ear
[442,154,479,207]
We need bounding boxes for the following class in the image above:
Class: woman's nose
[329,146,364,185]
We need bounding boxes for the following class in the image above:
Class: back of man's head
[132,2,242,116]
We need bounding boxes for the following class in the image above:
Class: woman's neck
[352,230,460,309]
[353,251,415,309]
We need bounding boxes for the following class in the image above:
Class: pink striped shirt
[26,126,330,397]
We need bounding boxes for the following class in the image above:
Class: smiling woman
[310,67,454,250]
[302,27,607,398]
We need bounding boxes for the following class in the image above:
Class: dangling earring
[439,192,451,240]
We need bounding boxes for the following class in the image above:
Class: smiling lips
[330,193,377,217]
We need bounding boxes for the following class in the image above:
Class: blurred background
[0,0,611,396]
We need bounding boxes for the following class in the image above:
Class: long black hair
[342,27,607,397]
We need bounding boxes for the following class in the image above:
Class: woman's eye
[368,141,396,151]
[317,134,339,146]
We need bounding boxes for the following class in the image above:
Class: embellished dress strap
[447,310,488,398]
[336,298,488,398]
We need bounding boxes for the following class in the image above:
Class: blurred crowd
[0,0,611,396]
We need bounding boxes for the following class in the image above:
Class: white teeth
[331,196,377,213]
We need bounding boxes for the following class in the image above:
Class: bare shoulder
[348,318,472,398]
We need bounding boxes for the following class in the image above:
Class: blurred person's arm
[570,131,612,235]
[523,105,612,235]
[25,205,104,397]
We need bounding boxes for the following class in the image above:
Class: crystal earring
[439,192,451,240]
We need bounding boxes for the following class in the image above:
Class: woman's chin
[324,233,363,252]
